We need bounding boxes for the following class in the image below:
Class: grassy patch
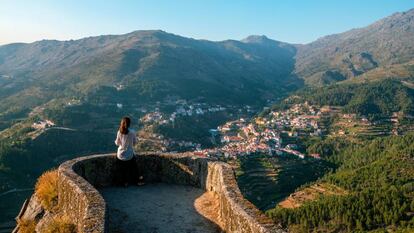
[35,169,58,211]
[44,216,76,233]
[17,218,36,233]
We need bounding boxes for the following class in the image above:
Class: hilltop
[295,8,414,85]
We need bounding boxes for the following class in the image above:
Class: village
[135,100,259,152]
[135,101,337,159]
[139,100,256,125]
[198,101,414,160]
[188,102,328,159]
[34,95,408,159]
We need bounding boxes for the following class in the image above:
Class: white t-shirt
[114,129,137,161]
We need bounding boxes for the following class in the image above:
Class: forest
[275,79,414,120]
[267,133,414,232]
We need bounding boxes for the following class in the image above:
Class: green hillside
[0,30,300,117]
[268,133,414,232]
[289,79,414,118]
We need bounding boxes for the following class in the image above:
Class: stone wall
[55,153,285,233]
[57,154,111,233]
[205,162,283,233]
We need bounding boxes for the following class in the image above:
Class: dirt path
[100,183,222,233]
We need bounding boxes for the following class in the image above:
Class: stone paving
[100,183,222,233]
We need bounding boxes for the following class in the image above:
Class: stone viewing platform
[101,184,221,233]
[16,152,285,233]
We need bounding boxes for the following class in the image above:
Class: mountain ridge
[0,29,300,119]
[295,8,414,85]
[2,8,414,89]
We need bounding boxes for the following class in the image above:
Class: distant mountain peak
[127,29,167,36]
[242,35,275,44]
[397,7,414,17]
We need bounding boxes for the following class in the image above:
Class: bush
[17,218,36,233]
[44,216,76,233]
[35,169,58,211]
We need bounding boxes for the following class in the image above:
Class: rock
[14,194,46,233]
[19,195,44,222]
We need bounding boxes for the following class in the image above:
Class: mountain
[0,31,302,226]
[0,30,300,120]
[295,8,414,85]
[2,7,414,116]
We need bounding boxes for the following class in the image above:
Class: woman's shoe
[137,176,145,186]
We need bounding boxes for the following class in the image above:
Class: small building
[309,153,321,159]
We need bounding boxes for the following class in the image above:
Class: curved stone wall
[58,154,110,233]
[57,153,285,233]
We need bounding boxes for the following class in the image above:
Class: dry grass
[35,169,58,211]
[44,216,76,233]
[17,218,36,233]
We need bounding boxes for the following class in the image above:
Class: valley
[1,7,414,232]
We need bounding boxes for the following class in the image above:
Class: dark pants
[116,156,139,185]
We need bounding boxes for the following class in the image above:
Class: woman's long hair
[119,117,131,135]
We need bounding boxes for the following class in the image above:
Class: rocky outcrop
[16,153,285,233]
[13,195,44,233]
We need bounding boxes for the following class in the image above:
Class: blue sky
[0,0,413,45]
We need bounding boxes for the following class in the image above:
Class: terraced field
[278,182,347,209]
[235,154,333,211]
[331,116,393,139]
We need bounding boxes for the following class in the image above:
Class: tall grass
[35,169,58,211]
[44,216,76,233]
